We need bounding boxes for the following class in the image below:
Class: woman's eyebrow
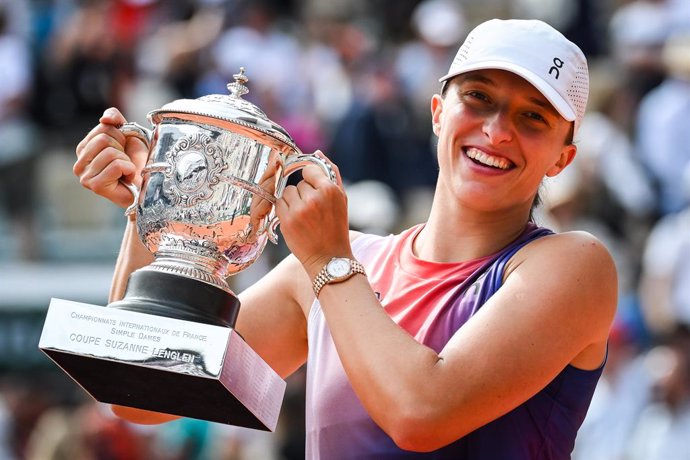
[526,96,559,116]
[457,73,560,116]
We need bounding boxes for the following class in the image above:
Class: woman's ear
[431,94,443,135]
[546,144,577,177]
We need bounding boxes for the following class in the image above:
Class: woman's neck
[414,194,531,263]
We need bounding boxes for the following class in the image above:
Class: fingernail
[103,108,115,118]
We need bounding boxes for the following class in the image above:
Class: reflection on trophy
[38,68,334,431]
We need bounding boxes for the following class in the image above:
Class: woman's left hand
[275,152,352,278]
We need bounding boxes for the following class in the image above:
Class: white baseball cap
[439,19,589,135]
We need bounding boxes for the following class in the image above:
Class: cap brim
[439,61,576,122]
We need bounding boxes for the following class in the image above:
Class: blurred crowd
[1,0,690,458]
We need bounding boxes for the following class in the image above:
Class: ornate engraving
[164,133,226,207]
[157,234,219,258]
[144,262,229,292]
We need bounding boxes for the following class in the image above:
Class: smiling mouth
[464,147,514,170]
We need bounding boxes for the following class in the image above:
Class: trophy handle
[265,154,337,244]
[120,121,153,146]
[118,122,153,217]
[121,180,140,217]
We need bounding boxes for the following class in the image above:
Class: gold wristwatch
[312,257,367,297]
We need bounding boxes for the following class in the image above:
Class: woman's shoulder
[506,229,617,297]
[522,229,614,263]
[505,229,617,367]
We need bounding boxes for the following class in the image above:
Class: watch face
[327,258,351,278]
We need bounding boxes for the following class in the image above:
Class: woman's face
[431,69,576,216]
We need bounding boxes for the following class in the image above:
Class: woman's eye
[468,91,489,101]
[525,112,547,123]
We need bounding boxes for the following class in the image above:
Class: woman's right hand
[74,107,149,208]
[110,404,181,425]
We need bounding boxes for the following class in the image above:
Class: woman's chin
[110,404,181,425]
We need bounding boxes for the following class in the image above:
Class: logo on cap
[549,57,564,79]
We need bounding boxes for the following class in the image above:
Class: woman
[75,19,616,459]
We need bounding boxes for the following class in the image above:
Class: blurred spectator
[0,393,16,460]
[299,0,366,23]
[609,0,670,94]
[36,0,134,144]
[210,2,305,113]
[298,17,353,127]
[510,0,578,33]
[0,2,39,260]
[25,401,147,460]
[511,0,609,71]
[395,0,465,122]
[539,164,636,302]
[634,31,690,216]
[328,62,405,188]
[346,180,400,235]
[667,0,690,32]
[639,165,690,336]
[135,0,224,99]
[0,375,56,459]
[148,416,211,460]
[127,0,226,122]
[608,0,671,132]
[625,326,690,460]
[577,110,656,221]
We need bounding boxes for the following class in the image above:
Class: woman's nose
[482,110,513,144]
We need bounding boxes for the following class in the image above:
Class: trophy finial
[227,67,249,98]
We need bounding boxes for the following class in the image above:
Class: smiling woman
[432,68,578,221]
[74,17,616,460]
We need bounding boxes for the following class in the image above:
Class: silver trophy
[39,68,334,431]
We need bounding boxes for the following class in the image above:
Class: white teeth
[465,148,511,170]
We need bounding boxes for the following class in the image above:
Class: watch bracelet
[312,259,366,297]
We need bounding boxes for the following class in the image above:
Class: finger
[295,178,319,203]
[302,164,334,188]
[76,108,128,156]
[99,107,128,127]
[280,184,301,208]
[81,146,136,185]
[313,150,343,187]
[81,158,138,207]
[74,131,126,176]
[276,185,296,219]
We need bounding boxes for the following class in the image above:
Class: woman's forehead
[452,69,560,116]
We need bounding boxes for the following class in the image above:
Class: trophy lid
[148,68,298,152]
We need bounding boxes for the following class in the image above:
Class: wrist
[311,256,367,298]
[302,252,351,279]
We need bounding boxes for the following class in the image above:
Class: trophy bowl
[39,68,333,430]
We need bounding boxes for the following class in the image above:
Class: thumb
[99,107,128,127]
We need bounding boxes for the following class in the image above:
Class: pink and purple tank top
[305,223,604,459]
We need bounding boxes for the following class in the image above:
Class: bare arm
[277,165,618,451]
[316,232,616,450]
[235,254,311,378]
[110,217,153,301]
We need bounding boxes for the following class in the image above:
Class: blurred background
[1,0,690,458]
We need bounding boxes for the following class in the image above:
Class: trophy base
[109,269,241,327]
[39,299,285,431]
